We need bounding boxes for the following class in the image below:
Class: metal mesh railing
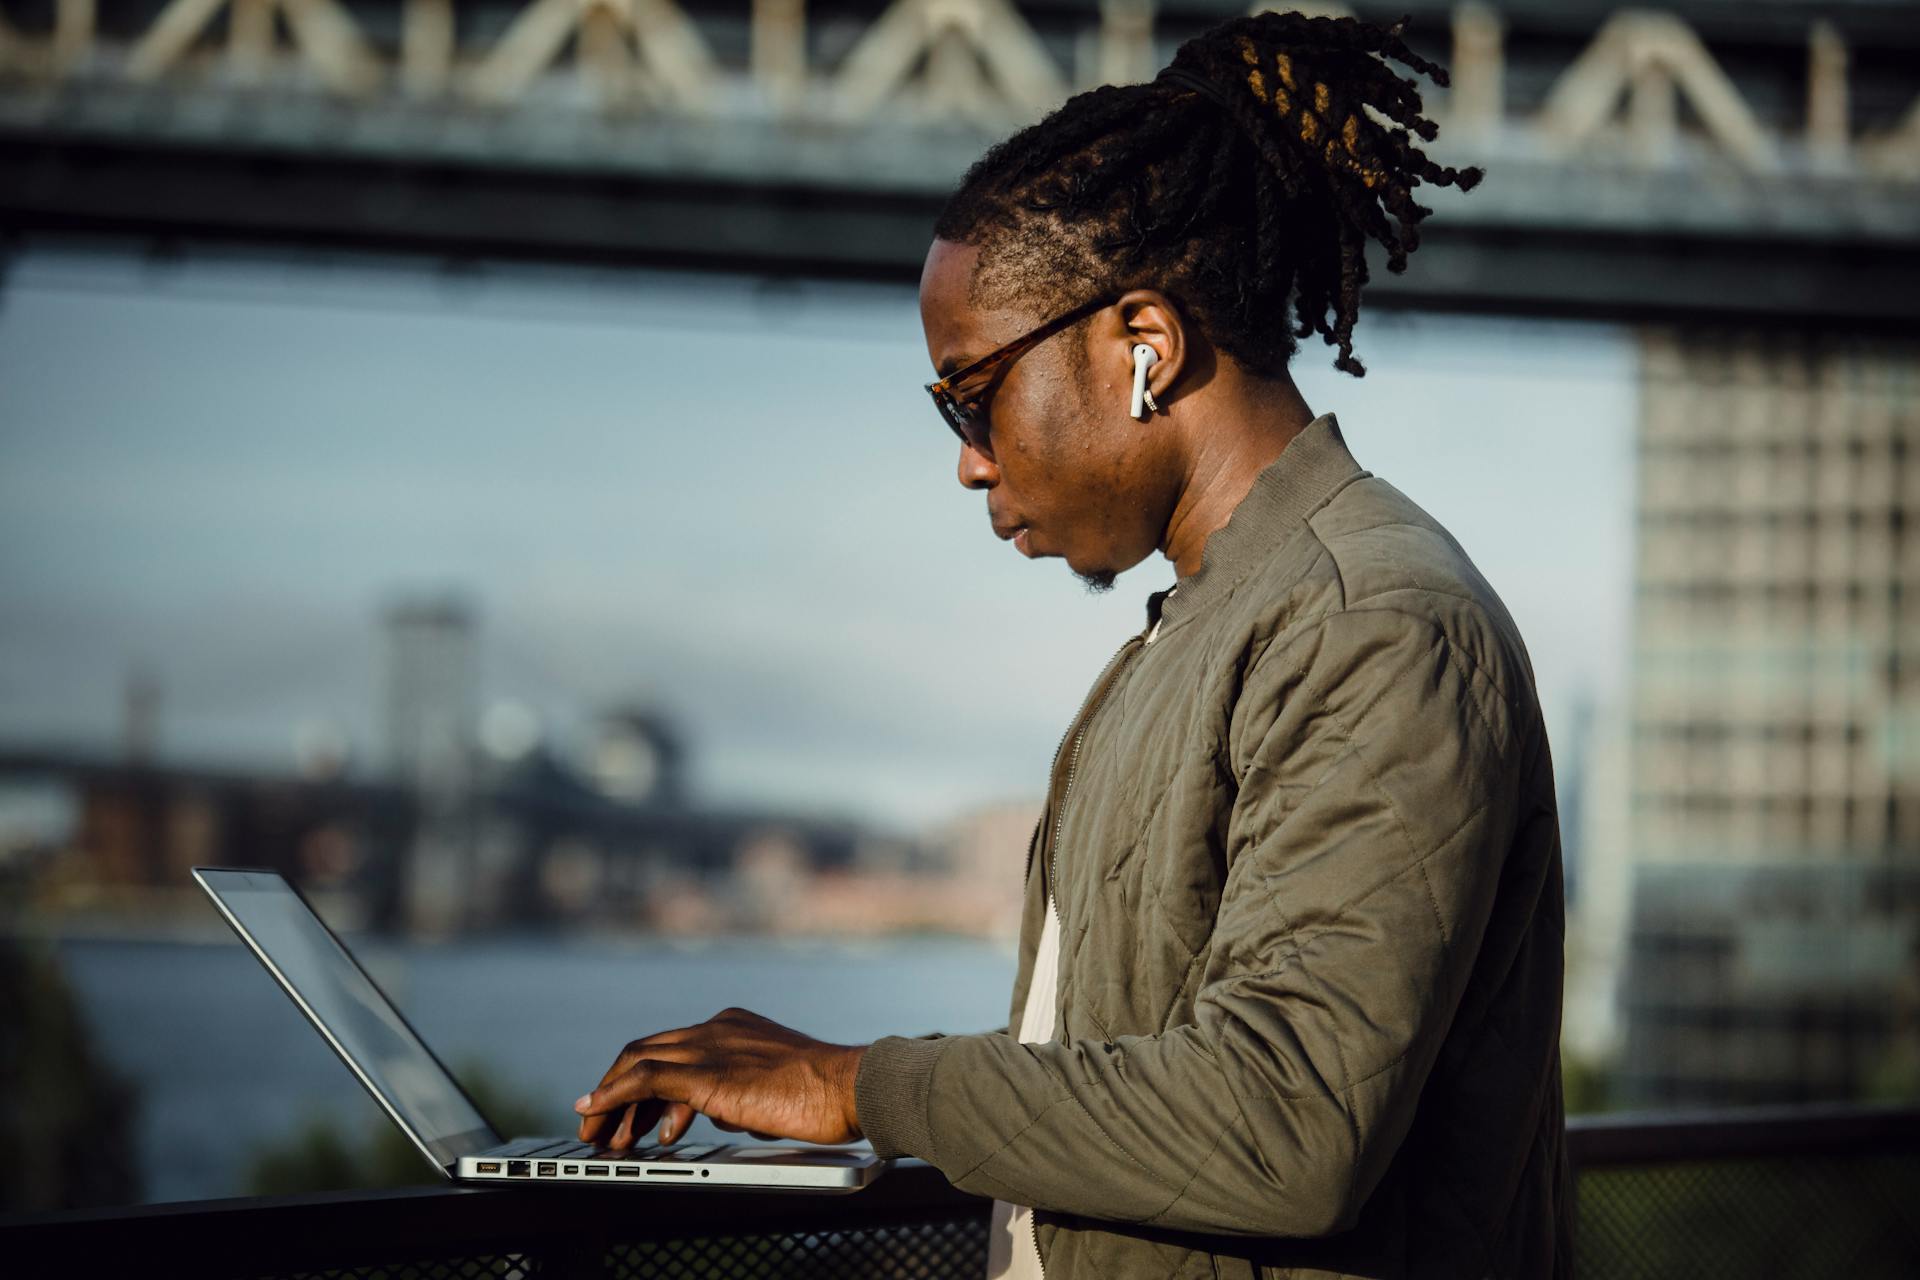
[1576,1152,1920,1279]
[222,1155,1920,1280]
[259,1257,539,1280]
[10,1114,1920,1278]
[605,1217,987,1279]
[238,1215,987,1280]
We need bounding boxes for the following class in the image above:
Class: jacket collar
[1145,412,1366,635]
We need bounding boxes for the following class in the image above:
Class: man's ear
[1110,290,1186,410]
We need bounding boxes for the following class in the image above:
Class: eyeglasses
[924,293,1117,458]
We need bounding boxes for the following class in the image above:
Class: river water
[52,932,1016,1205]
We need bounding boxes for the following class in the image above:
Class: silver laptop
[192,867,889,1192]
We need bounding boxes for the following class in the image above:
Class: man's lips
[993,521,1036,557]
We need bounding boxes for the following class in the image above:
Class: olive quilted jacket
[856,413,1573,1279]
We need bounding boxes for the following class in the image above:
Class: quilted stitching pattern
[860,421,1570,1279]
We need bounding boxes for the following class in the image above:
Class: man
[573,11,1572,1277]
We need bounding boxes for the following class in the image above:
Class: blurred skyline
[0,241,1634,831]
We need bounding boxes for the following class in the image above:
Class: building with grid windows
[1614,329,1920,1106]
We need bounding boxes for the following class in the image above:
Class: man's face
[918,238,1169,591]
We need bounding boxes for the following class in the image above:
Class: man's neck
[1160,374,1317,579]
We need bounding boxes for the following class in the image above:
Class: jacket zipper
[1024,635,1144,1280]
[1015,628,1152,1277]
[1046,636,1144,908]
[1028,635,1144,891]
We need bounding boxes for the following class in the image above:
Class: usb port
[616,1166,641,1177]
[584,1165,609,1176]
[476,1162,502,1174]
[537,1162,557,1177]
[507,1160,531,1178]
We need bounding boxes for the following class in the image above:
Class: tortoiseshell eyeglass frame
[924,293,1119,458]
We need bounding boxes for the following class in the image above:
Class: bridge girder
[1,1,1917,323]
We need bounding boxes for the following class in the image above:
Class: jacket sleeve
[854,606,1526,1237]
[909,1027,1010,1041]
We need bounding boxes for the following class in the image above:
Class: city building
[1616,328,1920,1106]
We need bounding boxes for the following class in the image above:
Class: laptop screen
[194,868,501,1169]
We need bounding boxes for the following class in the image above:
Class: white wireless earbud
[1131,343,1159,418]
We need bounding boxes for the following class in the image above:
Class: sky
[0,241,1637,834]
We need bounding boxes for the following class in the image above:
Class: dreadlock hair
[932,10,1483,378]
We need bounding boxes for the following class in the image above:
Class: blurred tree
[0,924,144,1212]
[1864,1039,1920,1106]
[1561,1050,1615,1114]
[242,1061,546,1195]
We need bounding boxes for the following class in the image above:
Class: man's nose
[957,440,998,490]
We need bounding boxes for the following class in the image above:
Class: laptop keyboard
[501,1138,727,1162]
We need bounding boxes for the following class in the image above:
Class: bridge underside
[6,120,1917,329]
[3,0,1918,325]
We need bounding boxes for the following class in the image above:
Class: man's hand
[573,1008,868,1148]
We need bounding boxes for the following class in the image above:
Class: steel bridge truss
[2,1,1918,322]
